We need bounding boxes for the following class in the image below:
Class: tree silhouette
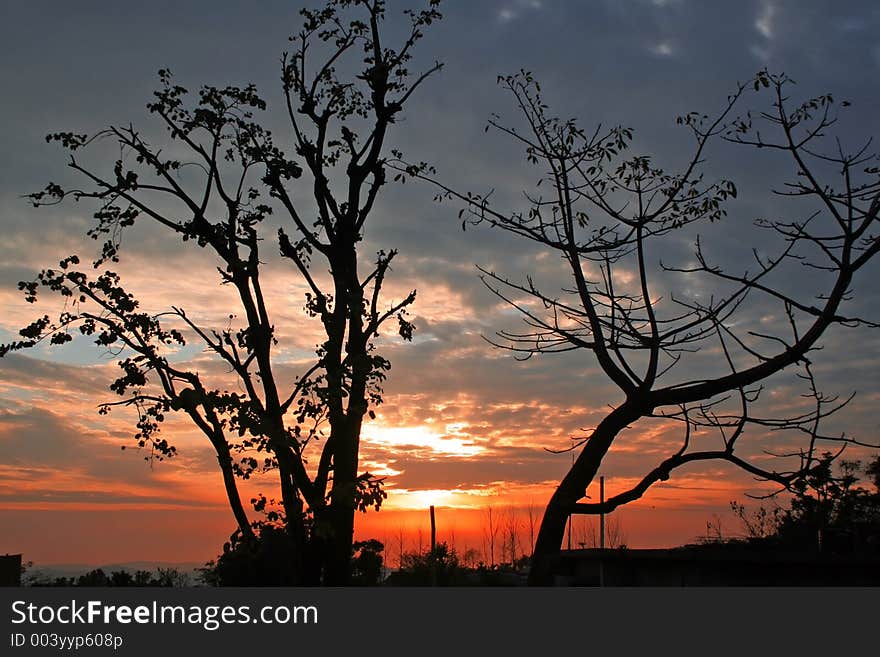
[396,541,463,585]
[407,70,880,584]
[731,452,880,553]
[1,0,443,585]
[775,453,880,552]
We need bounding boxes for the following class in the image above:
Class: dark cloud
[0,488,216,508]
[380,449,571,490]
[0,354,111,397]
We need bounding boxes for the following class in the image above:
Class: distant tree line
[24,567,192,587]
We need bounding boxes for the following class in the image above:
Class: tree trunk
[216,450,254,541]
[323,505,356,586]
[323,416,362,585]
[529,492,571,586]
[528,402,642,585]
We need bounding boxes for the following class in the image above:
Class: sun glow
[362,424,484,457]
[384,488,489,510]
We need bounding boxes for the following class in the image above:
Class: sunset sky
[2,0,879,568]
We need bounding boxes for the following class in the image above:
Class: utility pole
[430,505,437,586]
[599,476,606,588]
[600,476,605,549]
[567,451,574,551]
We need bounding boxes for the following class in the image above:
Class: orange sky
[0,338,793,567]
[0,244,876,567]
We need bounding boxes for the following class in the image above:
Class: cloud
[649,41,675,57]
[496,0,543,24]
[0,388,233,515]
[755,0,777,39]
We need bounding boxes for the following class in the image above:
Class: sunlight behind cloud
[384,487,493,510]
[363,424,485,458]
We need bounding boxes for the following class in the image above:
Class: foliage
[351,539,385,585]
[733,453,880,554]
[396,542,464,585]
[2,0,444,585]
[198,527,385,586]
[387,542,531,586]
[199,524,305,587]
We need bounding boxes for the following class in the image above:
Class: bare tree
[526,499,538,557]
[395,525,408,570]
[481,504,500,567]
[604,514,627,550]
[730,501,783,540]
[3,0,443,585]
[500,506,521,566]
[461,546,480,569]
[574,515,625,549]
[403,69,880,583]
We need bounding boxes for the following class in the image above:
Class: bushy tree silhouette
[731,453,880,554]
[776,454,880,552]
[1,0,443,585]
